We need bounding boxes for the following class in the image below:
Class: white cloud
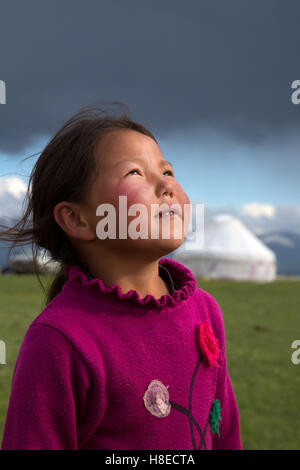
[261,234,295,247]
[0,176,27,218]
[203,204,300,235]
[241,202,276,219]
[0,176,27,198]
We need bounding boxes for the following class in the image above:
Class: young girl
[0,103,242,450]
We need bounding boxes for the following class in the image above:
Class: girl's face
[82,129,190,257]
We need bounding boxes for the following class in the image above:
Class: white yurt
[172,214,277,282]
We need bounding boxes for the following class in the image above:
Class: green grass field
[0,274,299,449]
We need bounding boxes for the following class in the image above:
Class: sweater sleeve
[1,323,91,450]
[206,294,243,450]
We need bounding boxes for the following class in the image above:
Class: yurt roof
[176,213,276,263]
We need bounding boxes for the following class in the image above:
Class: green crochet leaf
[210,399,222,436]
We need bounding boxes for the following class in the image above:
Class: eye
[125,168,174,177]
[126,169,141,176]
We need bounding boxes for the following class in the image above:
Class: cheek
[177,181,190,202]
[175,182,190,208]
[115,180,152,210]
[175,184,191,232]
[182,192,190,209]
[113,183,153,234]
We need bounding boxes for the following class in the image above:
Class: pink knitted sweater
[1,258,242,450]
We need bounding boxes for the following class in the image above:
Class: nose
[162,183,174,198]
[152,167,175,202]
[156,177,174,200]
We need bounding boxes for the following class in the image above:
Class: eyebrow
[160,160,173,168]
[114,158,173,169]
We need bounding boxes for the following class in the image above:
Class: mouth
[154,206,181,219]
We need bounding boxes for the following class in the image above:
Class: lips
[154,205,181,219]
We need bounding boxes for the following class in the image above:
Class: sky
[1,0,300,234]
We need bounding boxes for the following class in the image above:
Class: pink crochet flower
[143,380,171,418]
[197,322,221,367]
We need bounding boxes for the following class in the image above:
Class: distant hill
[258,231,300,275]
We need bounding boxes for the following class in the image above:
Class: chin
[151,237,185,259]
[121,235,184,261]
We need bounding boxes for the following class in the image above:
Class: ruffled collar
[62,257,198,310]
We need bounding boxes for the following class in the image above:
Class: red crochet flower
[197,322,221,367]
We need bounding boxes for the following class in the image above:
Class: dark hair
[0,101,158,307]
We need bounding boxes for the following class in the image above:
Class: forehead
[94,129,164,169]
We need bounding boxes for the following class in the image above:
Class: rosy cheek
[115,181,151,208]
[183,191,190,206]
[175,182,190,206]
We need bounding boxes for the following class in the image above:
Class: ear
[53,201,95,241]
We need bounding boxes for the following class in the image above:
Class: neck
[79,245,170,299]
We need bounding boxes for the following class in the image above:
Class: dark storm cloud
[1,0,300,154]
